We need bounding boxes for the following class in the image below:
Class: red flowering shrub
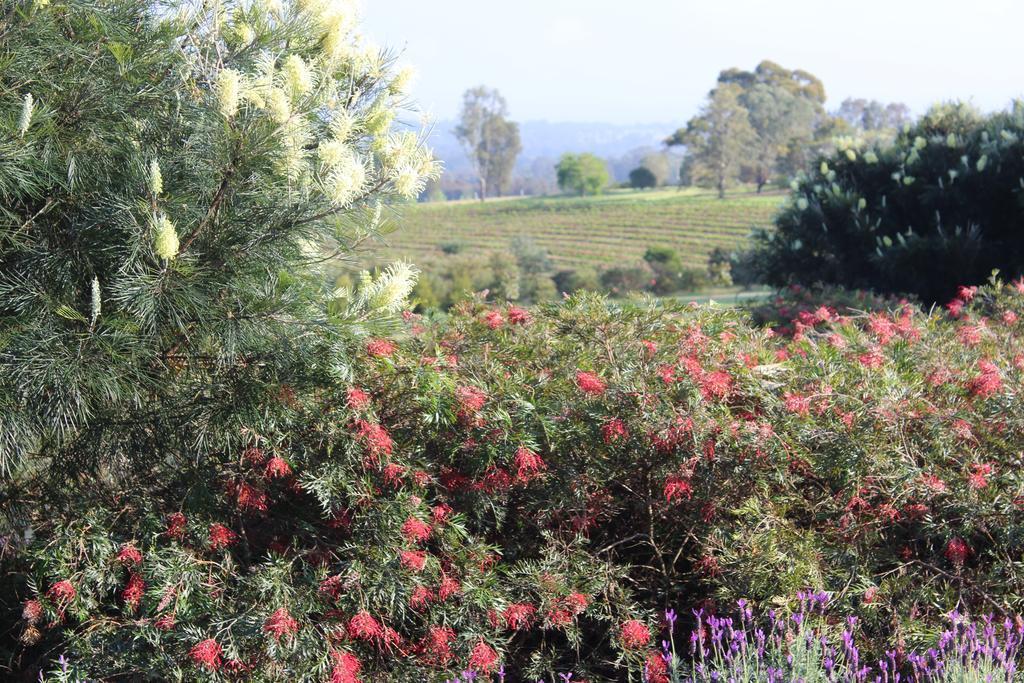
[13,282,1024,680]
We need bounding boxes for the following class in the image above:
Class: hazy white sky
[363,0,1024,124]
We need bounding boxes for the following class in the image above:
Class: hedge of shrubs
[12,279,1024,680]
[756,101,1024,304]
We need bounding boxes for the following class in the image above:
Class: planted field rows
[373,188,785,271]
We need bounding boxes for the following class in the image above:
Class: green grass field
[373,186,786,271]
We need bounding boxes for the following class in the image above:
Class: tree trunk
[479,176,487,202]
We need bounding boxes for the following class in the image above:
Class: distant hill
[426,119,678,176]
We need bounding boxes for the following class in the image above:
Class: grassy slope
[373,186,786,272]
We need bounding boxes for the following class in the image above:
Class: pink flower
[508,306,531,325]
[513,446,547,483]
[117,543,143,566]
[348,611,383,641]
[575,370,607,396]
[468,640,499,673]
[22,599,43,624]
[366,338,397,358]
[783,392,811,416]
[122,572,145,610]
[944,537,972,566]
[346,387,371,409]
[264,607,300,640]
[455,385,487,413]
[208,523,237,551]
[400,549,427,572]
[502,603,537,630]
[47,580,76,604]
[620,619,652,649]
[401,516,432,544]
[265,456,292,479]
[330,651,361,683]
[190,638,223,671]
[602,418,628,444]
[663,474,693,502]
[483,309,505,329]
[409,585,434,610]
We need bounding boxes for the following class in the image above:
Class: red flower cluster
[508,306,531,325]
[944,537,973,566]
[401,516,432,544]
[619,619,651,649]
[330,651,361,683]
[365,338,397,358]
[208,523,237,550]
[261,456,290,479]
[468,640,499,673]
[353,419,394,461]
[602,417,628,444]
[513,446,547,483]
[346,386,371,409]
[117,543,143,566]
[455,385,487,413]
[263,607,300,640]
[575,370,607,396]
[122,573,145,610]
[348,611,383,641]
[166,512,187,539]
[47,580,76,604]
[190,638,222,671]
[502,602,537,630]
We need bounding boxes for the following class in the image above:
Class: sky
[363,0,1024,125]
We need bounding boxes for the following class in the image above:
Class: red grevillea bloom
[190,638,223,670]
[47,580,76,604]
[699,370,733,401]
[619,619,652,649]
[117,543,143,566]
[422,625,456,666]
[353,419,394,460]
[483,309,505,329]
[944,537,972,566]
[468,640,500,673]
[968,462,994,489]
[565,592,589,614]
[401,516,432,544]
[346,387,371,410]
[263,607,300,640]
[208,523,237,551]
[122,573,145,610]
[455,385,487,413]
[646,650,670,683]
[438,574,461,600]
[264,456,292,479]
[319,575,344,601]
[22,599,43,625]
[602,418,628,444]
[154,613,176,630]
[783,392,811,416]
[365,338,397,358]
[409,585,434,610]
[513,446,547,483]
[508,306,531,325]
[431,504,453,524]
[502,603,536,630]
[348,611,383,641]
[400,550,427,572]
[166,512,187,539]
[664,474,693,502]
[330,651,361,683]
[233,481,268,512]
[575,370,607,396]
[969,360,1002,397]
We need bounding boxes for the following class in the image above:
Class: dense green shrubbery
[756,101,1024,303]
[13,279,1024,680]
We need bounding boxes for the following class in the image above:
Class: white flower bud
[153,214,180,260]
[18,93,34,137]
